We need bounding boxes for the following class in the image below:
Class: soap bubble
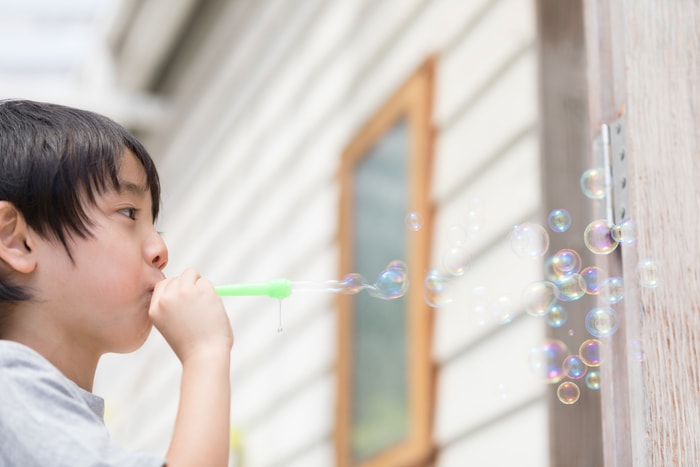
[585,370,601,390]
[423,269,452,307]
[405,212,424,231]
[443,247,467,276]
[600,276,624,304]
[510,223,549,258]
[611,219,636,245]
[556,274,586,302]
[557,381,581,404]
[331,273,368,294]
[581,266,606,295]
[529,338,569,383]
[585,307,619,338]
[579,338,602,367]
[551,249,582,276]
[522,281,558,316]
[446,225,468,246]
[464,208,482,236]
[580,168,607,199]
[546,304,567,328]
[368,261,409,300]
[563,355,587,380]
[489,296,515,325]
[630,340,645,362]
[584,219,619,255]
[548,209,572,232]
[636,258,659,288]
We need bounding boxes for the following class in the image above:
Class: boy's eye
[119,207,138,220]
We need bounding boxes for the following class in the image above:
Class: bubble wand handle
[215,279,292,299]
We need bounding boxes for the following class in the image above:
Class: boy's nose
[148,231,169,270]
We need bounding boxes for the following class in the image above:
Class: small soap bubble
[509,223,549,258]
[529,339,569,383]
[405,212,424,231]
[581,266,606,295]
[423,270,453,307]
[568,328,575,337]
[548,209,572,233]
[551,249,582,276]
[465,209,482,236]
[579,338,602,367]
[563,355,587,380]
[557,381,581,404]
[333,273,368,294]
[585,370,601,390]
[368,261,409,300]
[585,307,619,338]
[446,225,468,247]
[522,281,558,316]
[580,168,607,199]
[443,247,467,277]
[496,382,509,400]
[584,219,619,255]
[611,219,636,245]
[489,296,515,325]
[546,304,567,328]
[556,274,586,302]
[636,258,659,288]
[600,276,624,304]
[470,285,488,326]
[630,340,645,362]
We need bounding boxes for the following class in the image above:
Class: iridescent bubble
[585,370,601,390]
[630,340,645,362]
[464,208,482,236]
[333,273,368,294]
[544,255,568,284]
[446,225,468,247]
[521,281,558,316]
[405,212,424,231]
[423,269,452,307]
[546,304,567,328]
[556,274,586,302]
[367,261,409,300]
[551,249,582,277]
[557,381,581,404]
[585,307,619,338]
[584,219,619,255]
[611,219,636,245]
[636,258,659,288]
[579,339,602,367]
[529,339,569,383]
[470,285,488,326]
[443,247,467,277]
[600,276,624,304]
[548,209,572,233]
[581,266,606,295]
[563,355,587,380]
[489,296,515,325]
[509,223,549,258]
[580,168,607,199]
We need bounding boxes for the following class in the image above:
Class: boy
[0,99,233,466]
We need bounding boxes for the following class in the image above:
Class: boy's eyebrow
[117,179,149,195]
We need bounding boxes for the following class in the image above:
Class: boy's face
[32,151,168,354]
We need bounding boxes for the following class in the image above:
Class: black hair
[0,99,161,303]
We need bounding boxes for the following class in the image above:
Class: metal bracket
[601,117,628,225]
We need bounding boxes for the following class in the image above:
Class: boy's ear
[0,201,37,274]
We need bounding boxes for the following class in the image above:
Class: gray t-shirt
[0,340,165,467]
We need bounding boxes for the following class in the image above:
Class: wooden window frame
[336,57,436,467]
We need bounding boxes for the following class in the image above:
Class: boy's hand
[149,268,233,363]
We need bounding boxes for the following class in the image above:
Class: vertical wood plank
[536,1,604,466]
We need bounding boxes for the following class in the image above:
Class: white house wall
[94,0,548,466]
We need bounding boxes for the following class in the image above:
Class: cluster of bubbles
[325,260,410,300]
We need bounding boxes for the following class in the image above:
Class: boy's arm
[149,269,234,467]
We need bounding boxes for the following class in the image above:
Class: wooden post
[583,0,700,464]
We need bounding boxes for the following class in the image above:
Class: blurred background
[0,1,608,466]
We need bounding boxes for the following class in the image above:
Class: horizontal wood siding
[94,0,547,465]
